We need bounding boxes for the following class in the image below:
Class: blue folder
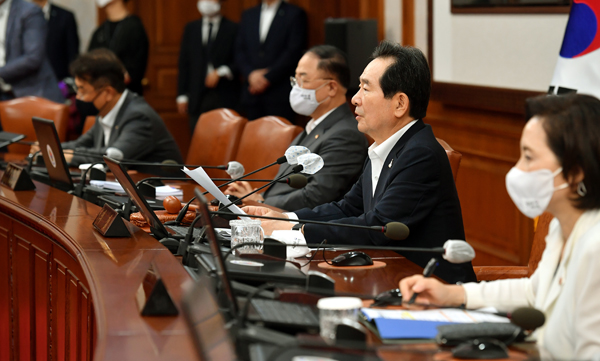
[373,318,457,339]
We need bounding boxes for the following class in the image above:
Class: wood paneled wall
[0,213,93,361]
[125,0,384,159]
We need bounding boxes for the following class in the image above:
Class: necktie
[206,22,214,64]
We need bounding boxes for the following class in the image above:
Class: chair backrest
[234,116,303,181]
[186,109,247,176]
[0,96,69,155]
[82,116,96,134]
[436,138,462,181]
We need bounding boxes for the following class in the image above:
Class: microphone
[168,151,295,226]
[210,174,308,189]
[496,307,545,331]
[209,210,410,241]
[225,161,244,179]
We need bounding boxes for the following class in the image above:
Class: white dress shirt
[463,209,600,360]
[305,108,335,135]
[98,90,128,160]
[259,0,281,43]
[42,0,50,20]
[367,120,416,196]
[176,15,233,105]
[0,0,13,91]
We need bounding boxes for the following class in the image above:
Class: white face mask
[505,166,568,218]
[197,0,221,17]
[289,82,329,116]
[96,0,113,8]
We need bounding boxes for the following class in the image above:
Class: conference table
[0,173,539,360]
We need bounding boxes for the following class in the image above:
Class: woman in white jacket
[400,93,600,360]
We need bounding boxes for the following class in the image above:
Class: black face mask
[75,88,107,118]
[75,98,100,118]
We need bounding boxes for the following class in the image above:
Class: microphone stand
[168,156,288,226]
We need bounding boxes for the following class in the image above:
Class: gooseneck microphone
[209,210,410,241]
[218,165,304,211]
[496,307,546,331]
[210,174,308,189]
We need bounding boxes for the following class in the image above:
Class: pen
[408,257,439,304]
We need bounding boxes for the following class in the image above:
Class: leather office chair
[82,116,96,134]
[0,96,69,157]
[436,138,462,181]
[474,212,552,281]
[186,109,247,178]
[233,116,303,181]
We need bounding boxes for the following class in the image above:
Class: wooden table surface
[0,167,538,361]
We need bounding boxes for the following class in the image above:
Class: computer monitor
[31,117,75,192]
[103,156,173,239]
[194,189,239,317]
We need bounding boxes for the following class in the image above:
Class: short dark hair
[526,93,600,210]
[371,41,431,119]
[306,45,351,89]
[70,49,127,93]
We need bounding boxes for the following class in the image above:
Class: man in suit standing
[235,0,307,122]
[225,45,368,211]
[0,0,63,103]
[245,42,477,284]
[59,50,183,176]
[177,0,239,131]
[29,0,79,81]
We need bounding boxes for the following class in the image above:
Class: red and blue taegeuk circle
[560,0,600,58]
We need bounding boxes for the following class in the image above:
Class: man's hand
[29,141,40,154]
[177,101,188,115]
[224,181,264,202]
[398,275,465,309]
[64,149,74,163]
[205,70,220,88]
[242,206,292,235]
[248,68,270,95]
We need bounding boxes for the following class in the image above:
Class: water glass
[229,219,264,256]
[317,297,363,343]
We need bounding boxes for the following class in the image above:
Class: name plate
[93,203,131,237]
[135,262,178,316]
[0,163,35,191]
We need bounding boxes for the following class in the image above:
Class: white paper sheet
[361,307,509,323]
[182,167,248,219]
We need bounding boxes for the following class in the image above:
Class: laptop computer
[103,156,200,240]
[193,189,319,331]
[31,117,76,192]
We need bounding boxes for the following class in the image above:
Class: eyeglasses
[290,76,333,88]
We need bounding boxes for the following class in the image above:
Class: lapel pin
[314,134,319,139]
[388,159,393,168]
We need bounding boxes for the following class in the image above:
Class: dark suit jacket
[178,17,239,120]
[62,92,183,175]
[47,4,79,80]
[88,16,149,95]
[263,104,368,211]
[0,0,63,102]
[295,120,477,284]
[235,2,307,107]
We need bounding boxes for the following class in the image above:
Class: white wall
[432,0,568,91]
[51,0,97,53]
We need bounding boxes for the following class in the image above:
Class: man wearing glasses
[225,45,368,211]
[31,49,183,176]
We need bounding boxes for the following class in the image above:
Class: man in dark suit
[225,45,368,211]
[60,50,183,176]
[0,0,63,103]
[29,0,79,80]
[235,0,307,121]
[177,0,239,131]
[245,42,476,284]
